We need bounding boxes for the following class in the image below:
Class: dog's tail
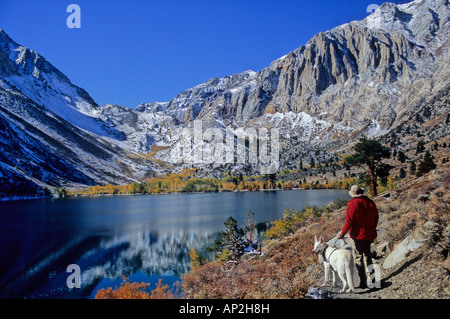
[346,253,355,292]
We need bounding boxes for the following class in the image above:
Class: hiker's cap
[349,185,365,197]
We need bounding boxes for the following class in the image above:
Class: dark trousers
[352,239,373,287]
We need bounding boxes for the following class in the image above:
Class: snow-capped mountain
[151,0,449,132]
[147,0,449,169]
[0,83,158,197]
[0,30,125,140]
[0,29,159,197]
[0,0,449,197]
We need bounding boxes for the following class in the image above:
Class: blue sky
[0,0,411,108]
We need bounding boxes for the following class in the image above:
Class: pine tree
[416,141,425,154]
[208,216,245,261]
[54,187,67,198]
[397,151,406,163]
[310,156,315,168]
[399,168,406,179]
[422,106,432,118]
[416,151,436,177]
[432,141,438,151]
[415,113,423,124]
[345,137,392,196]
[410,161,416,176]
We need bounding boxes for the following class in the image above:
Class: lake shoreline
[1,186,346,202]
[70,187,303,197]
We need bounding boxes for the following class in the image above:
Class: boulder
[443,257,450,271]
[373,241,390,258]
[383,221,440,269]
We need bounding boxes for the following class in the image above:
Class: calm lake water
[0,189,350,299]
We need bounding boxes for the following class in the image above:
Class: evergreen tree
[416,141,425,154]
[432,141,438,151]
[416,151,436,177]
[263,173,276,185]
[310,156,315,168]
[397,151,406,163]
[345,137,392,196]
[343,162,351,173]
[298,159,303,171]
[410,161,416,176]
[422,106,432,118]
[399,168,406,179]
[54,187,67,198]
[415,113,423,124]
[208,216,246,260]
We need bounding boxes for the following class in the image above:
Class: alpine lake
[0,189,350,298]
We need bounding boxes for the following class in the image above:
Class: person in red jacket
[337,185,379,289]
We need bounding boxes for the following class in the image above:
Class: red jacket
[341,196,379,241]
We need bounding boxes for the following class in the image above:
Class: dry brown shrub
[181,206,349,299]
[95,275,151,299]
[94,275,175,299]
[378,163,450,246]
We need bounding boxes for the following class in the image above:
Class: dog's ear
[314,235,318,243]
[319,236,324,243]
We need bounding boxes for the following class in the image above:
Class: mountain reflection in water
[0,190,350,298]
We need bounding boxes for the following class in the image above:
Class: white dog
[312,235,355,293]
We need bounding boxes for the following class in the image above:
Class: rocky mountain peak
[139,0,447,141]
[364,0,449,49]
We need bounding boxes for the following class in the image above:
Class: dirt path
[309,245,449,299]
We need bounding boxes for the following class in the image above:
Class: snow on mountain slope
[0,86,154,196]
[0,29,125,140]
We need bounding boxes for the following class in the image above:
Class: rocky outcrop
[152,0,449,135]
[383,221,441,269]
[146,0,450,170]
